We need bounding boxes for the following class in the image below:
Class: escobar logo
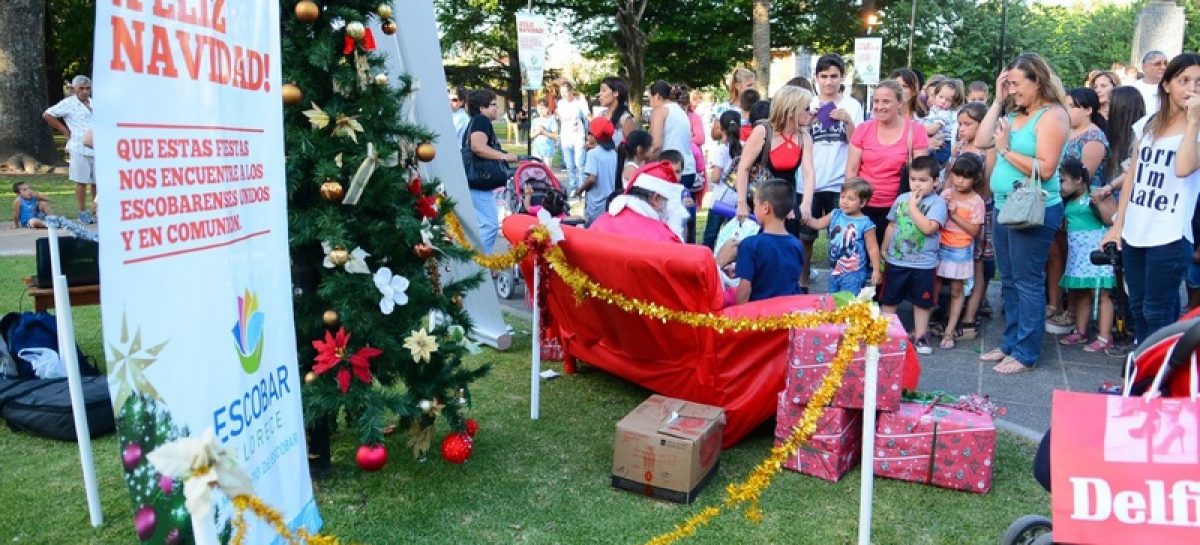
[232,289,265,373]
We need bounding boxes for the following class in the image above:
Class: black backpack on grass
[0,376,114,441]
[0,311,99,379]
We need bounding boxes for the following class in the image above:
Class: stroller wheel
[495,269,517,299]
[1000,515,1052,545]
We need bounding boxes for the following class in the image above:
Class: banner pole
[857,345,880,545]
[48,222,103,527]
[530,256,541,420]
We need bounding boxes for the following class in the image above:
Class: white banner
[854,37,883,86]
[94,1,319,543]
[516,11,549,91]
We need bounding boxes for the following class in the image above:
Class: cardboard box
[611,395,725,504]
[785,313,909,411]
[874,401,996,494]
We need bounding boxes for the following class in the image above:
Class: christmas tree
[281,1,489,468]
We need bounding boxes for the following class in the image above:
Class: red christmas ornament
[441,432,474,464]
[408,177,438,219]
[311,327,383,394]
[464,418,479,438]
[134,505,157,541]
[122,442,143,471]
[355,443,388,472]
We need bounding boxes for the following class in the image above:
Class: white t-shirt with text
[807,95,864,193]
[1121,115,1200,247]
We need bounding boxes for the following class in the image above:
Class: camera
[1090,242,1121,268]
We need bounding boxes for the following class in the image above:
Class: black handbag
[461,117,509,191]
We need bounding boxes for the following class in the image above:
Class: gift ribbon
[343,142,398,205]
[342,28,376,54]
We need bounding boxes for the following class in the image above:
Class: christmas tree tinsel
[281,1,489,455]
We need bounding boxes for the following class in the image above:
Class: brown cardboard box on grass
[611,395,725,504]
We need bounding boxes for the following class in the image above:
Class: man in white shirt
[1132,50,1168,115]
[556,81,589,193]
[450,87,470,145]
[43,75,96,223]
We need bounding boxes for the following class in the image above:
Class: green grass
[0,259,1043,544]
[0,172,91,221]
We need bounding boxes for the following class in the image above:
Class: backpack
[0,311,99,379]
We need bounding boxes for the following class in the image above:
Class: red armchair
[502,214,824,448]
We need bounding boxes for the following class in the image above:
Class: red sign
[1051,390,1200,544]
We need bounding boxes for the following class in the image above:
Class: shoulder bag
[997,158,1046,230]
[461,117,509,191]
[710,122,773,218]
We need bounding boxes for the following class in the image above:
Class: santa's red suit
[589,161,688,244]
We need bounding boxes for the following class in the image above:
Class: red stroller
[1003,312,1200,545]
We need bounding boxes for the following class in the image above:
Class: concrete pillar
[1131,1,1186,68]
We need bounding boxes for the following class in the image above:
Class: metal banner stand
[857,346,881,544]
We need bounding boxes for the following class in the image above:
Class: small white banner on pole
[854,37,883,86]
[516,11,550,91]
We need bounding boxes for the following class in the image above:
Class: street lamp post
[906,0,917,66]
[997,0,1008,72]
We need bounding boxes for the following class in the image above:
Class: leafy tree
[435,0,527,109]
[0,0,58,167]
[46,0,95,98]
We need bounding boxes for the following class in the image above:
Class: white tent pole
[857,345,880,545]
[48,222,103,527]
[530,256,541,420]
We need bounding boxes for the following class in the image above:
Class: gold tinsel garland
[230,494,345,545]
[443,210,529,270]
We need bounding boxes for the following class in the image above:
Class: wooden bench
[23,277,101,312]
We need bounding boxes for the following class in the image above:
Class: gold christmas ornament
[319,180,344,202]
[373,73,389,85]
[304,372,317,385]
[452,294,463,307]
[322,310,339,326]
[415,142,436,162]
[345,21,366,40]
[377,4,393,19]
[281,83,303,106]
[328,245,351,266]
[294,0,319,23]
[381,19,397,35]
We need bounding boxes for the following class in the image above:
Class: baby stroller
[1000,313,1200,545]
[493,158,566,299]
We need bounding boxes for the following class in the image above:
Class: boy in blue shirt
[577,117,618,224]
[881,155,948,354]
[735,179,805,303]
[806,178,881,295]
[11,182,53,229]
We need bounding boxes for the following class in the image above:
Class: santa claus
[589,161,690,243]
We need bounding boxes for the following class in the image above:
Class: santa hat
[625,161,680,198]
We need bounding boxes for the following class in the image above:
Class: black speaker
[34,238,99,288]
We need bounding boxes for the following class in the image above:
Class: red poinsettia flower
[311,327,383,394]
[409,177,439,219]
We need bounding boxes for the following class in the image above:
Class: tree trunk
[0,0,59,166]
[615,0,649,119]
[751,0,771,94]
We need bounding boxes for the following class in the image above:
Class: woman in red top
[845,80,930,245]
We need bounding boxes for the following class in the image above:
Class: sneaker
[913,334,933,355]
[1084,337,1115,353]
[1059,330,1087,346]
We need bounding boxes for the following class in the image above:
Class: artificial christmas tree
[281,0,489,469]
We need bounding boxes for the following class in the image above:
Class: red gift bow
[343,28,377,55]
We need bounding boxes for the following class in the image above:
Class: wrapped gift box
[775,392,862,482]
[785,313,908,411]
[873,401,996,494]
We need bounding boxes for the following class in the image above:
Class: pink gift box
[873,401,996,494]
[785,314,908,411]
[775,392,862,482]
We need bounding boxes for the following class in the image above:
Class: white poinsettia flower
[404,328,438,364]
[373,267,410,315]
[146,428,253,522]
[420,219,436,247]
[537,208,564,244]
[856,287,876,303]
[345,247,371,274]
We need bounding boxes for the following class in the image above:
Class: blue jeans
[470,189,500,253]
[1123,238,1190,344]
[560,139,587,191]
[829,269,869,295]
[993,203,1063,366]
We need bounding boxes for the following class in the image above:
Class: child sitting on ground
[806,178,881,294]
[1056,158,1116,352]
[881,156,948,354]
[11,182,53,229]
[735,179,805,303]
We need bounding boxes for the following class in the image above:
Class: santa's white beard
[664,199,690,240]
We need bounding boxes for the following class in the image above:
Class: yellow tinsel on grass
[230,494,348,545]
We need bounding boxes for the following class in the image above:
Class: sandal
[959,321,978,340]
[940,335,955,349]
[993,357,1034,374]
[1059,330,1088,346]
[980,348,1006,362]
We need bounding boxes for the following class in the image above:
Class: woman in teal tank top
[973,53,1071,373]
